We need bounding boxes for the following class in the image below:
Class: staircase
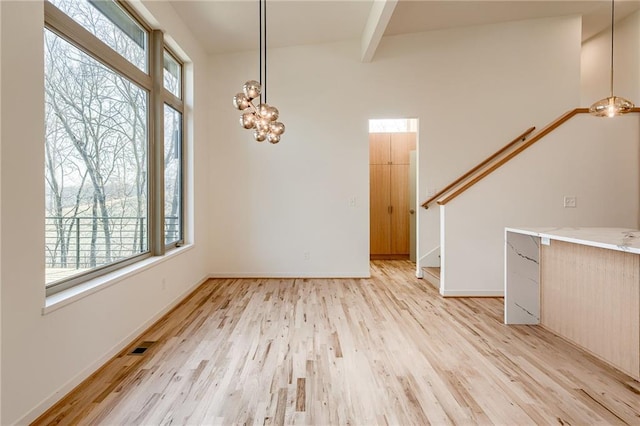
[418,127,536,294]
[419,107,640,296]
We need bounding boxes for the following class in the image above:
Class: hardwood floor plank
[295,378,306,412]
[31,260,640,425]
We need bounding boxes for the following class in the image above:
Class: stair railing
[422,126,535,209]
[423,107,640,208]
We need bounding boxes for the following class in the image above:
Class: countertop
[505,227,640,255]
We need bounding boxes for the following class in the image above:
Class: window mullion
[163,91,183,112]
[150,29,165,256]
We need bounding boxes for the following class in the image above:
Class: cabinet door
[391,165,410,254]
[390,132,416,165]
[370,165,391,255]
[369,133,391,165]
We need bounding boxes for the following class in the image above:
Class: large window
[47,0,147,72]
[163,50,184,246]
[44,0,184,294]
[164,104,182,245]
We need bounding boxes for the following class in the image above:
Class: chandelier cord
[610,0,614,98]
[259,0,262,104]
[233,0,284,142]
[264,0,267,104]
[258,0,267,104]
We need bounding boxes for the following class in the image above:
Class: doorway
[369,119,418,261]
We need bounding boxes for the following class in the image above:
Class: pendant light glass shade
[589,0,635,117]
[589,95,635,117]
[232,1,285,143]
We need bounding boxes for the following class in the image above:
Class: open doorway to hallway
[368,118,418,262]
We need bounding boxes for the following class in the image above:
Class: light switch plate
[563,196,577,208]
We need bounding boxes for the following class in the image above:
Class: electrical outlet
[563,196,577,208]
[303,251,310,261]
[349,196,357,208]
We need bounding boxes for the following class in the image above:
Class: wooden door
[391,164,410,255]
[370,165,391,255]
[390,132,415,165]
[369,132,416,258]
[369,133,390,165]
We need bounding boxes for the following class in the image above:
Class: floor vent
[129,341,156,356]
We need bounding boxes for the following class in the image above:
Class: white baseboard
[17,274,209,426]
[440,289,504,297]
[208,272,370,279]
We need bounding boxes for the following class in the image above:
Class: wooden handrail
[436,107,640,206]
[421,126,536,209]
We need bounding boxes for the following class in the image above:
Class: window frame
[162,103,184,248]
[44,0,185,296]
[161,47,185,250]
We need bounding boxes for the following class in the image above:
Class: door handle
[410,209,415,214]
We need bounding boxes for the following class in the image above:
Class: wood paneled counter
[505,227,640,379]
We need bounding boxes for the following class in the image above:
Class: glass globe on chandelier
[232,0,285,143]
[589,0,635,117]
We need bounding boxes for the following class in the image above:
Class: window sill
[43,244,194,315]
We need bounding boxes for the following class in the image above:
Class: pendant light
[232,0,285,143]
[589,0,635,117]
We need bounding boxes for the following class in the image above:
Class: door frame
[367,119,419,265]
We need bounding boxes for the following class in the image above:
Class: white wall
[209,42,371,277]
[0,1,210,424]
[208,15,581,277]
[582,10,640,107]
[437,10,640,296]
[441,114,640,295]
[419,16,582,271]
[0,2,3,422]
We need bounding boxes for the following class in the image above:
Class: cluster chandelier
[589,0,635,117]
[232,0,285,143]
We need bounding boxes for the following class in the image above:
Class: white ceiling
[167,0,640,56]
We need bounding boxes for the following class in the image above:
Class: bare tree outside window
[164,105,182,245]
[44,0,149,286]
[48,0,147,71]
[44,0,184,290]
[163,51,183,245]
[44,29,148,284]
[164,50,181,98]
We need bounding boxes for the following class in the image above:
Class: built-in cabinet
[505,227,640,380]
[541,240,639,379]
[369,132,416,258]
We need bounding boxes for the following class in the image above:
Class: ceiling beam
[360,0,398,62]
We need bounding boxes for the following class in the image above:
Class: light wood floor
[33,261,640,425]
